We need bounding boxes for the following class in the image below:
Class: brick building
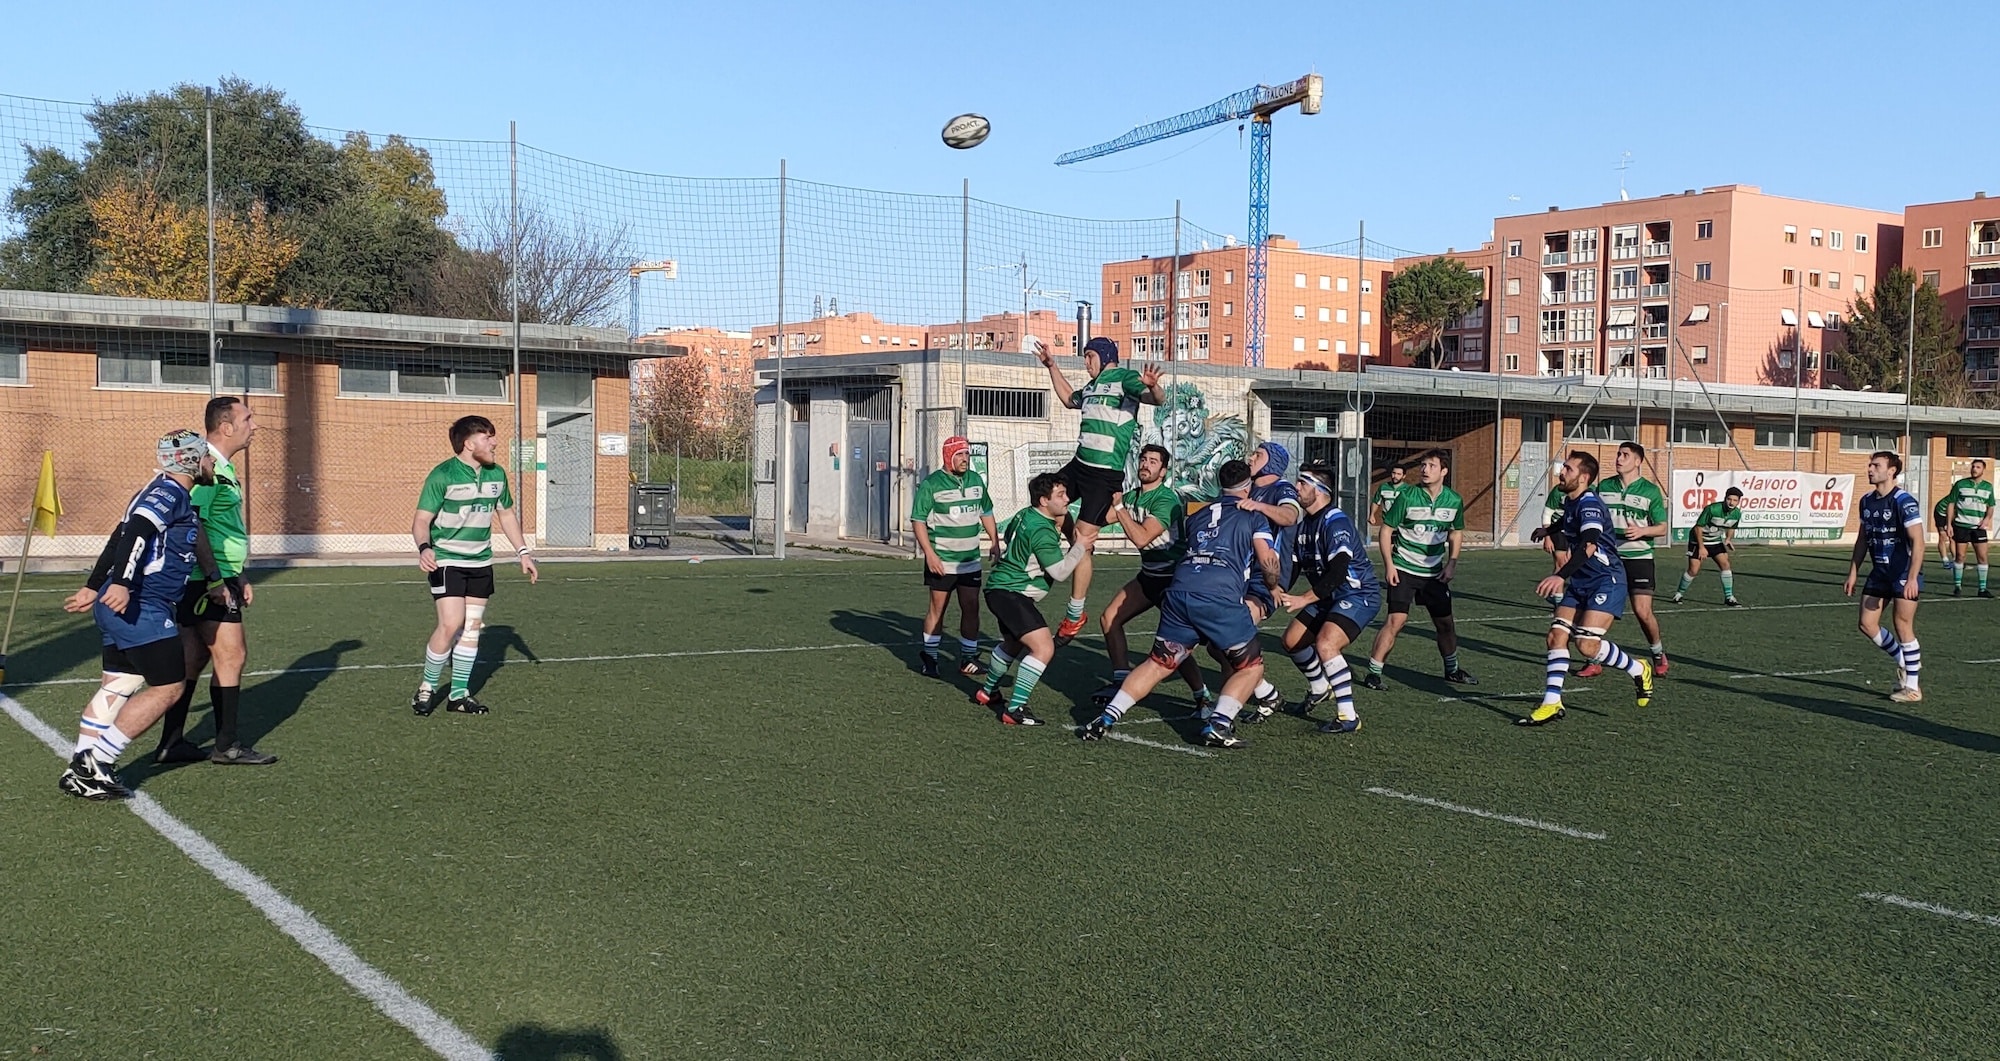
[1902,192,2000,392]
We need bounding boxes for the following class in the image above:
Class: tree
[1842,268,1972,406]
[1384,257,1484,369]
[428,200,630,326]
[632,353,752,461]
[84,179,300,302]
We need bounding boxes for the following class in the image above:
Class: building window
[1830,230,1843,250]
[1506,277,1521,296]
[1809,271,1822,288]
[1922,271,1940,289]
[1195,269,1210,294]
[338,356,504,400]
[1295,273,1307,288]
[1922,228,1943,249]
[1361,278,1374,293]
[1505,315,1521,334]
[98,346,279,394]
[1293,337,1306,352]
[1361,310,1372,326]
[1756,422,1812,449]
[1193,333,1210,360]
[1695,262,1712,282]
[1336,308,1350,324]
[1223,302,1233,317]
[1317,338,1330,351]
[1574,418,1636,442]
[1224,270,1234,285]
[1359,341,1371,356]
[964,387,1047,419]
[1841,428,1899,452]
[1293,304,1307,320]
[1177,271,1192,299]
[1504,353,1521,372]
[1335,339,1349,354]
[1810,228,1824,247]
[1319,275,1331,290]
[1111,280,1122,295]
[1782,268,1796,286]
[1508,240,1523,257]
[1336,276,1350,293]
[1856,233,1869,252]
[1223,333,1233,348]
[1674,420,1722,446]
[1855,274,1866,293]
[1828,271,1841,289]
[1697,220,1714,240]
[1691,344,1709,363]
[1110,310,1121,324]
[0,340,22,383]
[1318,307,1331,323]
[1133,275,1148,299]
[1783,225,1797,244]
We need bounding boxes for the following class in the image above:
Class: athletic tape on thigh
[1548,617,1574,634]
[1574,625,1607,639]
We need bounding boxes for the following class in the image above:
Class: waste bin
[629,483,676,550]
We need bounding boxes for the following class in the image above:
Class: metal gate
[790,420,810,534]
[544,410,595,547]
[843,387,894,542]
[1513,447,1552,544]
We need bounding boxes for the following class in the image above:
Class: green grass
[3,548,1997,1059]
[633,456,750,516]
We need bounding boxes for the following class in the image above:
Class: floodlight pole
[1791,275,1804,472]
[1903,280,1917,454]
[206,89,217,401]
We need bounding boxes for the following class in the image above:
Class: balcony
[1538,330,1566,345]
[1644,242,1672,259]
[1972,283,2000,300]
[1967,325,2000,341]
[1611,244,1641,261]
[1644,365,1668,379]
[1641,283,1671,299]
[1541,291,1569,305]
[1974,241,2000,259]
[1642,323,1669,340]
[1542,251,1569,266]
[1968,368,1999,389]
[1610,286,1639,301]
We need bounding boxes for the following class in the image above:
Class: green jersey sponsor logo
[418,457,515,567]
[1385,484,1464,577]
[189,448,248,577]
[1598,475,1667,559]
[910,469,993,573]
[987,507,1067,601]
[1073,366,1149,473]
[1127,482,1186,575]
[1948,477,1994,530]
[1695,501,1741,546]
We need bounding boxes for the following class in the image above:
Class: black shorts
[429,565,497,599]
[984,588,1047,643]
[1058,459,1124,528]
[1951,526,1989,545]
[1136,571,1174,607]
[1689,539,1729,559]
[1624,558,1657,594]
[1386,573,1453,618]
[923,566,983,592]
[103,639,186,687]
[176,579,243,626]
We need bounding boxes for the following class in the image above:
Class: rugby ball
[942,113,991,150]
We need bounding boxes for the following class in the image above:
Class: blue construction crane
[1056,74,1322,368]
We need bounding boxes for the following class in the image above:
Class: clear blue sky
[8,0,1995,256]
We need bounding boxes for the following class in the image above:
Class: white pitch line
[1436,691,1548,704]
[13,568,911,594]
[1966,659,2000,665]
[0,694,490,1060]
[1362,786,1607,841]
[1725,667,1854,680]
[1105,731,1216,758]
[5,643,878,689]
[1859,892,2000,929]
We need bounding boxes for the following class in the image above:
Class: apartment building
[635,326,754,428]
[1902,192,2000,391]
[1489,186,1903,387]
[1097,238,1391,370]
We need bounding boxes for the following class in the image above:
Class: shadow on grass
[123,639,364,790]
[1753,689,2000,756]
[493,1023,623,1060]
[477,625,541,691]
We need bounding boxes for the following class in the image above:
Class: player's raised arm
[1032,338,1079,409]
[1137,362,1166,406]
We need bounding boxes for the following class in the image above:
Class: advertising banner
[1669,470,1855,541]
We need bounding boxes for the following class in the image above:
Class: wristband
[517,546,533,557]
[417,543,433,554]
[204,570,221,583]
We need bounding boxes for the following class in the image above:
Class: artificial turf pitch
[2,547,1995,1059]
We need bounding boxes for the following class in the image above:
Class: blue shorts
[1863,570,1921,600]
[95,599,181,651]
[1154,590,1263,670]
[1559,577,1627,620]
[1302,595,1381,640]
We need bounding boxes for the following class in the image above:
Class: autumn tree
[84,179,301,302]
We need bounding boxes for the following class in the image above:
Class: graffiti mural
[1136,381,1248,503]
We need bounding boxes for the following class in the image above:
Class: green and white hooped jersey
[910,469,993,573]
[1385,484,1465,578]
[1948,477,1994,530]
[987,507,1067,601]
[1544,485,1568,523]
[1374,480,1404,514]
[1071,366,1149,473]
[1695,501,1741,546]
[1128,482,1186,576]
[1598,475,1667,559]
[418,456,515,568]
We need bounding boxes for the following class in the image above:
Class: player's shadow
[120,639,364,788]
[1,615,108,689]
[1754,689,2000,756]
[492,1023,623,1061]
[828,608,927,671]
[476,625,541,690]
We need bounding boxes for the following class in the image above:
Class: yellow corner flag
[32,450,61,538]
